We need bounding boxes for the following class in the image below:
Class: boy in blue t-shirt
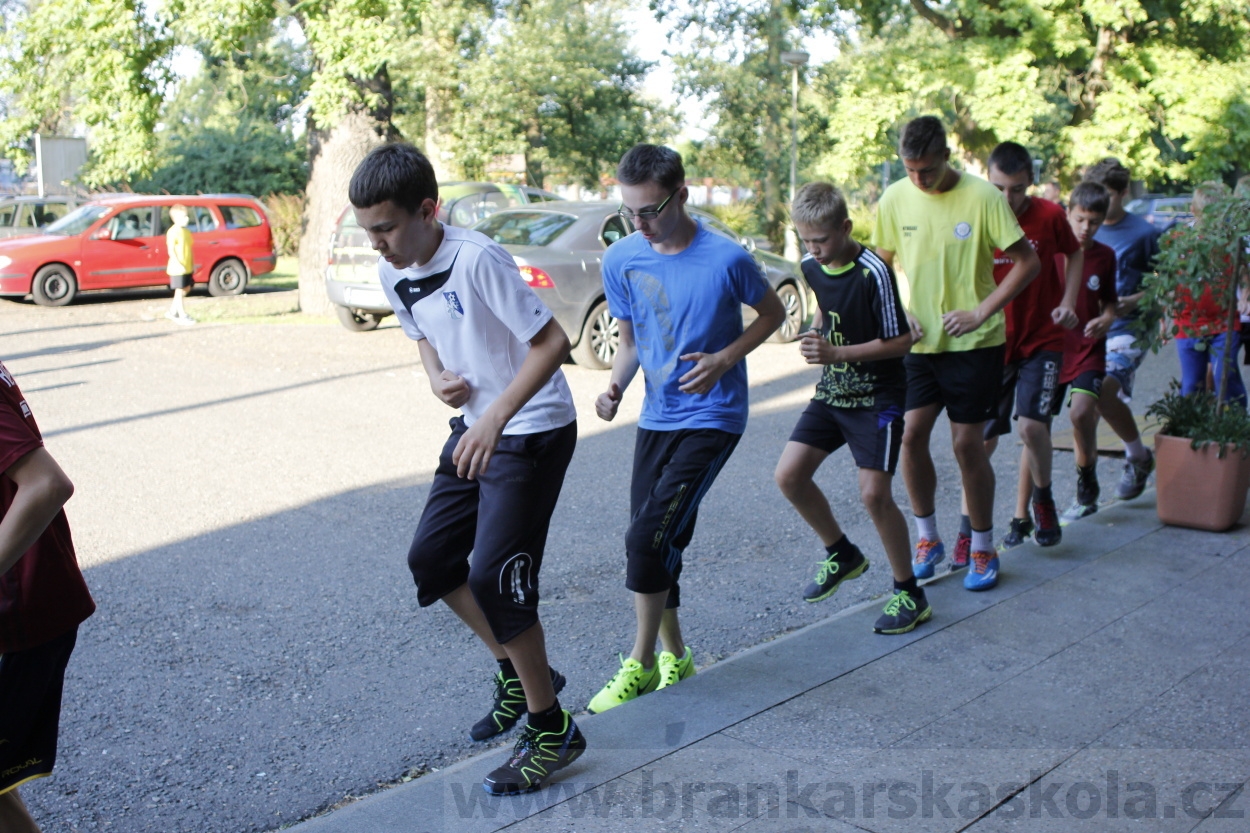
[588,144,785,713]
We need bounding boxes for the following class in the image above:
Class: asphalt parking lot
[3,288,1178,832]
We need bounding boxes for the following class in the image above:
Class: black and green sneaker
[469,666,566,742]
[802,544,870,603]
[481,710,587,795]
[873,589,932,634]
[998,517,1035,551]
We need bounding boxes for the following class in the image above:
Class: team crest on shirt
[443,290,464,320]
[1088,274,1101,291]
[954,222,972,240]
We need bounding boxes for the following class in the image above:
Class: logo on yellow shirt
[954,222,972,240]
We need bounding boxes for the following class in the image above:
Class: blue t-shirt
[1095,212,1160,338]
[602,221,768,433]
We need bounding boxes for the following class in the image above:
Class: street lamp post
[780,50,809,261]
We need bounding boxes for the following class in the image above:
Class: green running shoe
[873,589,933,634]
[481,710,586,795]
[656,646,696,690]
[586,654,659,714]
[803,545,869,602]
[469,666,566,742]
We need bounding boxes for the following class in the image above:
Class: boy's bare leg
[1097,378,1140,444]
[442,583,507,661]
[0,789,41,833]
[859,468,912,582]
[658,608,684,658]
[901,404,941,518]
[960,433,999,518]
[1016,415,1053,516]
[951,421,996,531]
[774,441,840,546]
[500,622,557,714]
[630,589,668,668]
[1014,448,1032,518]
[1070,394,1101,468]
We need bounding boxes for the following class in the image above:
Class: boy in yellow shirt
[165,204,195,324]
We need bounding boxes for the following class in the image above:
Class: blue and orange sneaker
[964,549,999,591]
[912,538,945,579]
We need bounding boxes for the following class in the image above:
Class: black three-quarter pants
[625,427,741,609]
[407,417,577,645]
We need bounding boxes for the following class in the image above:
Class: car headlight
[0,257,11,269]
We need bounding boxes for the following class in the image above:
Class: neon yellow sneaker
[586,654,659,714]
[656,646,696,690]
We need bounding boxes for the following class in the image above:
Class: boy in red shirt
[1054,182,1120,518]
[0,359,95,833]
[956,142,1082,560]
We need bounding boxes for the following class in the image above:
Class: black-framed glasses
[617,189,679,222]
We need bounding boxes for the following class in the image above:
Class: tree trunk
[297,111,388,316]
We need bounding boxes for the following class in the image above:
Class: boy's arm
[416,338,471,409]
[1053,248,1084,329]
[799,331,913,365]
[1085,299,1118,340]
[678,286,785,394]
[943,236,1040,336]
[596,319,640,422]
[876,248,924,341]
[0,447,74,578]
[452,317,571,479]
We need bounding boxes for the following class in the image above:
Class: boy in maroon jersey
[0,359,95,833]
[953,142,1082,561]
[1054,182,1119,518]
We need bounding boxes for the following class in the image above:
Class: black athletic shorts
[904,345,1005,425]
[407,417,577,645]
[169,273,193,290]
[0,627,78,796]
[1053,369,1105,415]
[789,399,905,473]
[986,350,1063,437]
[626,427,740,609]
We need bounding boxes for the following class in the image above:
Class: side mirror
[92,227,112,240]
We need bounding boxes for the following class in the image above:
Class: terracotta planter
[1154,433,1250,531]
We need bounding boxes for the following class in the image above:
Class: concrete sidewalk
[287,493,1250,833]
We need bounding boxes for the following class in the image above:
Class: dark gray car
[0,195,77,238]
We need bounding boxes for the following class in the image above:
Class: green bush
[1146,383,1250,456]
[263,193,305,257]
[702,201,761,238]
[848,202,875,246]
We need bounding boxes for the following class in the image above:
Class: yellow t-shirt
[872,173,1025,354]
[166,225,194,276]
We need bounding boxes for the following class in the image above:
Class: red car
[0,194,277,306]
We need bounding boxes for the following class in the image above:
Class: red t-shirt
[0,360,95,653]
[1057,241,1118,383]
[994,198,1082,363]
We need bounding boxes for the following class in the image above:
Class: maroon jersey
[0,360,95,652]
[994,198,1082,363]
[1057,241,1118,383]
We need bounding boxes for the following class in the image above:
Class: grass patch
[249,255,299,291]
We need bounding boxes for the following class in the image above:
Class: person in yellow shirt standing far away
[165,204,195,324]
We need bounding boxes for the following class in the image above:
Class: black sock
[959,514,972,537]
[825,535,851,559]
[497,658,517,679]
[1032,484,1053,503]
[527,698,565,732]
[894,576,920,595]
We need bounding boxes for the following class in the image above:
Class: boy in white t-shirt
[350,143,583,796]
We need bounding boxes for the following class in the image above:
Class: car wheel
[31,264,78,307]
[208,258,248,296]
[572,299,619,370]
[335,304,385,332]
[769,281,806,343]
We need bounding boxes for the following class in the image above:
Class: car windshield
[44,204,109,236]
[474,212,577,247]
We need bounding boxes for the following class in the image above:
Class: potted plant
[1141,190,1250,531]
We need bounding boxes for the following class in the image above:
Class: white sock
[971,528,993,553]
[1124,438,1148,462]
[914,512,939,542]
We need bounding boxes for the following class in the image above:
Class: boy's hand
[798,330,840,364]
[942,308,984,337]
[433,370,471,409]
[596,382,622,421]
[678,351,732,394]
[1085,315,1112,340]
[906,313,924,343]
[453,415,503,480]
[1052,304,1079,330]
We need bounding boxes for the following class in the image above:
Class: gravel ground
[2,288,1179,832]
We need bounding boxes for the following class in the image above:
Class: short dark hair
[617,144,685,191]
[987,142,1033,181]
[790,182,849,227]
[349,143,437,213]
[899,116,948,160]
[1068,181,1110,215]
[1085,157,1131,194]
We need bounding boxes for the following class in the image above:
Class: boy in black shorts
[350,144,583,795]
[1,359,96,833]
[776,183,928,633]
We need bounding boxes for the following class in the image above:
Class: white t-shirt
[378,225,576,435]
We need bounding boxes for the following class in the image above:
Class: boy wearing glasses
[588,144,785,713]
